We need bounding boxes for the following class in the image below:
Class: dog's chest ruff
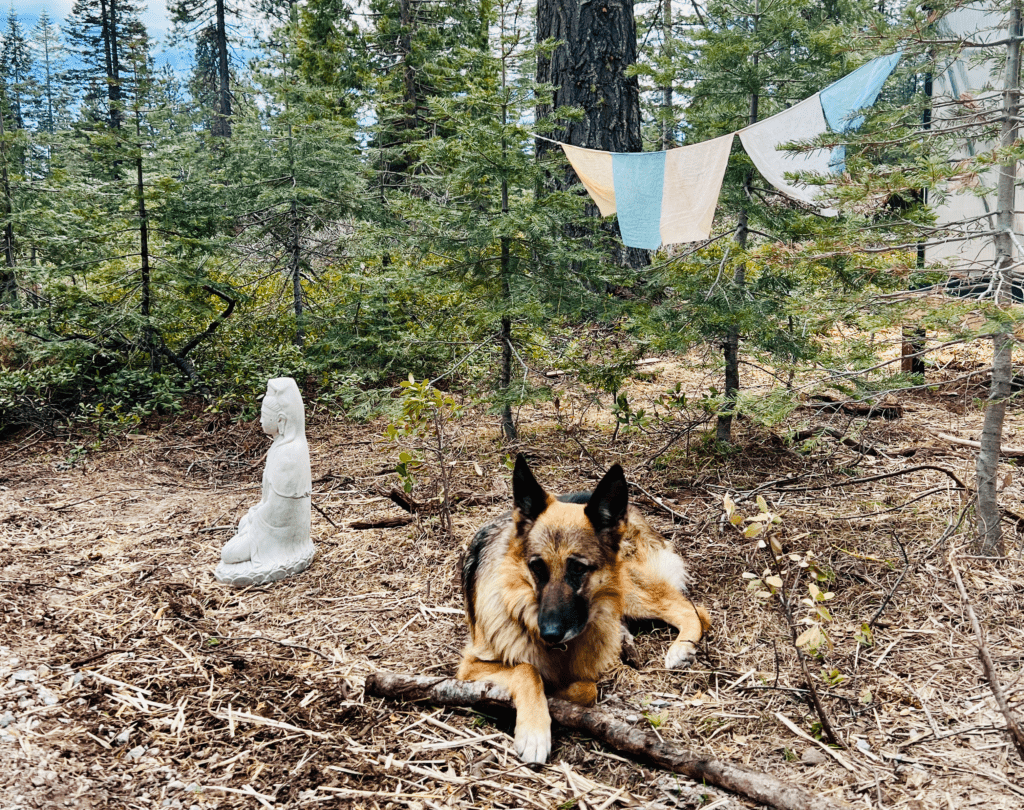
[464,516,623,687]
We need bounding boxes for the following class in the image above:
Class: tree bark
[716,8,758,444]
[499,63,516,442]
[101,0,122,131]
[365,671,844,810]
[213,0,232,138]
[536,0,648,268]
[0,104,16,307]
[976,0,1021,556]
[661,0,673,150]
[290,198,304,348]
[135,115,156,371]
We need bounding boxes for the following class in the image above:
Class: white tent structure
[926,4,1024,271]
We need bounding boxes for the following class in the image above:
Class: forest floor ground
[1,330,1024,810]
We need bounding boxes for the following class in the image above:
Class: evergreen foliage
[0,0,1019,540]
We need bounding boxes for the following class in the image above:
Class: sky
[13,0,187,72]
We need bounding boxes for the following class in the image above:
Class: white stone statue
[215,377,315,586]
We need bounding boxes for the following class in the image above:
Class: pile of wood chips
[2,333,1023,810]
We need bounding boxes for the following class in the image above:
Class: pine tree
[381,0,608,438]
[662,0,891,443]
[224,6,362,351]
[170,0,236,138]
[64,0,148,131]
[535,0,648,269]
[1,10,35,132]
[831,0,1023,554]
[29,11,73,136]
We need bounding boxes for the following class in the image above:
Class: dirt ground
[2,337,1023,810]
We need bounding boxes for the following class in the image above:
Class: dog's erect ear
[585,464,628,538]
[513,454,549,523]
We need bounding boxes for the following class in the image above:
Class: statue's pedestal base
[214,547,315,587]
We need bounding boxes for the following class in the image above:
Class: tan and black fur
[458,455,711,763]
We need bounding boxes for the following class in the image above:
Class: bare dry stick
[762,550,845,751]
[948,552,1024,762]
[364,671,845,810]
[935,431,1024,457]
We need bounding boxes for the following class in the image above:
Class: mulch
[1,332,1023,810]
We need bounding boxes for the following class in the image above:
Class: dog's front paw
[514,722,551,764]
[664,639,698,670]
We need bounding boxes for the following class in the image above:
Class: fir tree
[64,0,148,131]
[170,0,237,138]
[1,10,35,132]
[662,0,891,443]
[29,11,73,136]
[225,6,362,350]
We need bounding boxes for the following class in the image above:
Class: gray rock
[37,689,58,707]
[72,672,85,687]
[127,745,147,759]
[0,712,14,728]
[11,670,35,683]
[801,747,828,765]
[167,780,185,791]
[113,728,132,745]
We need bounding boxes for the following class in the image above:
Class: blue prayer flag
[611,151,667,250]
[819,52,902,133]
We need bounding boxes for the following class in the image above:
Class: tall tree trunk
[102,0,122,131]
[400,0,416,133]
[136,136,156,371]
[536,0,648,268]
[290,198,304,349]
[213,0,231,138]
[975,1,1021,556]
[0,105,16,307]
[42,32,55,134]
[661,0,673,150]
[499,32,516,442]
[716,3,759,444]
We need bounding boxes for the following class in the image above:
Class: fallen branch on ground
[772,464,968,494]
[934,431,1024,457]
[365,671,845,810]
[948,553,1024,762]
[806,395,902,419]
[792,426,882,457]
[349,516,415,530]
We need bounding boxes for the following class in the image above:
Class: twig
[312,500,339,529]
[350,516,415,530]
[948,552,1024,762]
[774,712,856,772]
[0,579,78,593]
[791,426,882,457]
[762,550,845,750]
[628,480,694,525]
[205,635,333,662]
[773,464,968,494]
[934,431,1024,457]
[68,648,129,668]
[868,534,910,629]
[365,671,845,810]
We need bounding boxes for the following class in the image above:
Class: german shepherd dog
[458,455,711,763]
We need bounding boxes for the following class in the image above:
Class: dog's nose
[538,617,567,644]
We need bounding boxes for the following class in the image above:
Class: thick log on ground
[365,671,847,810]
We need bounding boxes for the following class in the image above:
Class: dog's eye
[528,557,549,584]
[565,558,591,589]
